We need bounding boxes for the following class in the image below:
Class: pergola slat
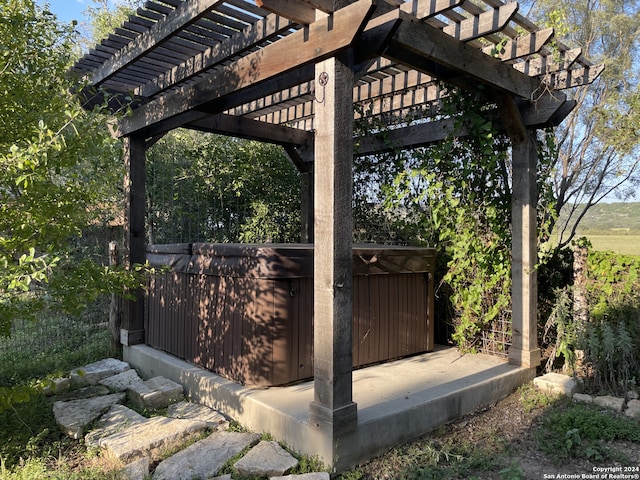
[89,0,226,86]
[385,11,542,99]
[137,13,294,99]
[117,0,378,137]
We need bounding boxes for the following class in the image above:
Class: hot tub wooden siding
[145,244,436,386]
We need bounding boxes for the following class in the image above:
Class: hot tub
[145,243,436,386]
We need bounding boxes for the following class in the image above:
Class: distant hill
[559,202,640,234]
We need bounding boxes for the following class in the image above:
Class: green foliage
[357,85,539,352]
[147,130,301,244]
[527,0,640,245]
[0,312,119,476]
[541,286,577,373]
[536,402,640,461]
[517,383,560,414]
[579,251,640,393]
[0,0,145,337]
[83,0,140,46]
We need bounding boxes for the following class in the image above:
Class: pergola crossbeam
[117,0,378,137]
[385,12,543,99]
[90,0,226,86]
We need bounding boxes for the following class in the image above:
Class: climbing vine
[354,85,558,353]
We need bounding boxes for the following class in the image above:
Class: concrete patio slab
[125,344,535,472]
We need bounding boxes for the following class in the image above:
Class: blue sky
[37,0,91,24]
[37,0,129,25]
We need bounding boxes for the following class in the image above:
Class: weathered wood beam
[117,0,377,137]
[544,64,605,90]
[121,134,146,347]
[400,0,465,19]
[90,0,224,86]
[138,13,294,99]
[513,47,581,76]
[497,95,541,369]
[185,113,314,147]
[256,0,316,24]
[440,2,518,42]
[309,54,358,437]
[354,91,572,155]
[481,27,554,61]
[385,11,543,99]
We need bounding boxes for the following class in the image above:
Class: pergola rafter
[72,0,602,467]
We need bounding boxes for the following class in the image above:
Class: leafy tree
[146,130,301,244]
[353,87,553,352]
[526,0,640,247]
[0,0,141,337]
[81,0,139,48]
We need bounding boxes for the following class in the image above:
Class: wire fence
[0,296,112,383]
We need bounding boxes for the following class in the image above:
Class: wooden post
[509,130,541,368]
[283,144,314,243]
[301,168,314,243]
[109,241,122,350]
[121,134,146,346]
[496,96,541,369]
[308,55,358,436]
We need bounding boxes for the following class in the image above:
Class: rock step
[100,416,209,464]
[70,358,130,388]
[53,393,126,439]
[128,376,184,410]
[53,358,331,480]
[85,404,148,448]
[234,441,299,478]
[152,431,260,480]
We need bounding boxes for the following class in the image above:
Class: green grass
[579,234,640,256]
[536,400,640,462]
[553,202,640,255]
[0,304,122,479]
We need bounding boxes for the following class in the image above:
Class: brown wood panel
[145,245,435,386]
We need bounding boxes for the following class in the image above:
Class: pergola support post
[121,134,146,346]
[308,55,358,436]
[494,95,541,369]
[508,129,542,369]
[301,167,314,243]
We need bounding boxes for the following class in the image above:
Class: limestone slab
[100,416,207,463]
[533,373,580,396]
[271,474,330,480]
[123,456,150,480]
[625,399,640,418]
[572,393,593,404]
[70,358,130,388]
[152,431,260,480]
[234,441,299,478]
[100,369,143,392]
[85,404,148,447]
[52,385,110,403]
[593,395,625,412]
[43,377,71,396]
[128,376,184,410]
[167,401,228,429]
[53,393,126,439]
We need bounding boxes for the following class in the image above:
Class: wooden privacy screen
[145,243,436,386]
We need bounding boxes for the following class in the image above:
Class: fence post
[573,243,588,328]
[109,241,122,350]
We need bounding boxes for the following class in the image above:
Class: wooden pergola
[74,0,601,438]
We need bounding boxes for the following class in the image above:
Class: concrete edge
[124,345,535,472]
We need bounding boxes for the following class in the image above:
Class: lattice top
[71,0,603,141]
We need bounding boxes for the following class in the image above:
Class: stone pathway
[49,358,329,480]
[533,372,640,418]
